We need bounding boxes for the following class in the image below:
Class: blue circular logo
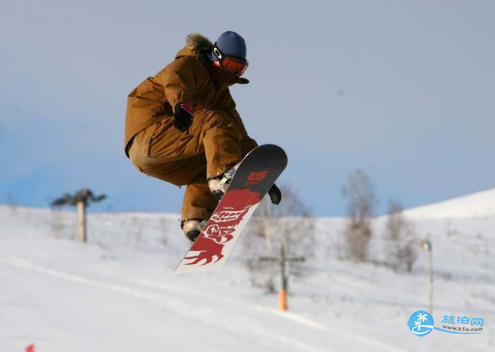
[408,310,434,336]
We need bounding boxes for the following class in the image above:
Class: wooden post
[77,200,87,242]
[421,240,433,315]
[427,246,433,315]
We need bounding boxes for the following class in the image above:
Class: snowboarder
[124,31,281,242]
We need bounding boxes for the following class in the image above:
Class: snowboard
[175,144,288,273]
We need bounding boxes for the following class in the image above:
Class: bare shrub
[341,169,376,262]
[385,200,418,272]
[128,216,144,245]
[6,192,17,214]
[159,217,169,247]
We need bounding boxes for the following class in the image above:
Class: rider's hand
[173,102,193,132]
[268,183,282,205]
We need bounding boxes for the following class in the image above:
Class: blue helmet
[209,31,247,62]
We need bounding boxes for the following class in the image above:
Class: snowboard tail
[175,144,288,273]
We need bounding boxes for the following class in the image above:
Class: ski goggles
[213,45,249,76]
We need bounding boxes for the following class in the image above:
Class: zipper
[143,136,153,156]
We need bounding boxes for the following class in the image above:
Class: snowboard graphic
[175,144,288,273]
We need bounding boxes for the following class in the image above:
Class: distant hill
[404,188,495,219]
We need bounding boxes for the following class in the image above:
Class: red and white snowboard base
[175,145,287,274]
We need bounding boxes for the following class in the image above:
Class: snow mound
[403,188,495,219]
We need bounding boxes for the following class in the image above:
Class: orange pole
[278,289,288,311]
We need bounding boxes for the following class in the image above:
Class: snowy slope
[1,204,494,352]
[403,188,495,219]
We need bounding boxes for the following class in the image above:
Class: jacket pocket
[139,122,160,156]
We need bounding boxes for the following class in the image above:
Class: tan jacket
[125,33,256,156]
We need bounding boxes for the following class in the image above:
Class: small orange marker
[278,289,288,311]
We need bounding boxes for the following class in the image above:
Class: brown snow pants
[128,109,256,224]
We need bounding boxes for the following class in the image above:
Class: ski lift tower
[51,188,106,242]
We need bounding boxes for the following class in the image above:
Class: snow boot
[208,162,240,200]
[182,219,207,243]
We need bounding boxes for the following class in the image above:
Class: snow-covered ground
[1,189,494,352]
[404,188,495,219]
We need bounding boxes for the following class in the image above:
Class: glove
[173,102,193,132]
[268,183,282,205]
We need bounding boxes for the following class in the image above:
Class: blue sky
[1,0,494,216]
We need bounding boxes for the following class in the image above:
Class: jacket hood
[175,33,214,58]
[175,33,249,88]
